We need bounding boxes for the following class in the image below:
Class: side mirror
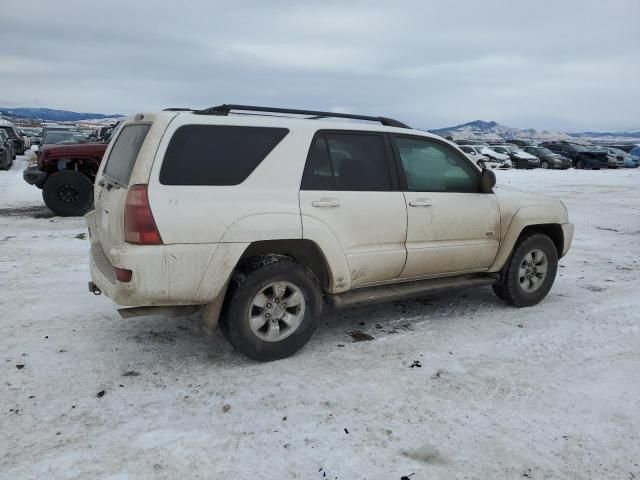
[480,168,496,193]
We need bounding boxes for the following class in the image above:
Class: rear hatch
[93,112,176,257]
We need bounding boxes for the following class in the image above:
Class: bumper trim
[23,166,47,188]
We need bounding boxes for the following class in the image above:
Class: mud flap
[201,282,230,334]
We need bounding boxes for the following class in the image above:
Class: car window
[160,125,288,186]
[393,136,479,193]
[103,124,151,186]
[301,132,391,191]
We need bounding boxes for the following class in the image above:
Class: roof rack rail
[192,104,411,129]
[163,107,193,111]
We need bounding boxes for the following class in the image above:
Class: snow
[1,155,639,479]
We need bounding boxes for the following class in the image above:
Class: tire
[540,161,549,169]
[220,255,322,361]
[42,170,94,217]
[477,160,485,169]
[575,159,585,169]
[492,233,558,307]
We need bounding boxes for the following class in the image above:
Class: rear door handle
[312,198,340,208]
[408,198,432,207]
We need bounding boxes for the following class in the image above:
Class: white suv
[86,105,574,361]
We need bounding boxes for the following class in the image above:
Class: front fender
[488,205,568,272]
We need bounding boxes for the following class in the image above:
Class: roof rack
[192,104,411,129]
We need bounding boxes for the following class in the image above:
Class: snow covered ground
[1,154,639,479]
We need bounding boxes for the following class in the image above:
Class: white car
[86,104,573,361]
[459,145,495,168]
[461,145,512,169]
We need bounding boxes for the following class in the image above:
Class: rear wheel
[540,160,549,169]
[477,160,485,168]
[220,256,322,361]
[492,233,558,307]
[575,159,585,169]
[42,170,94,216]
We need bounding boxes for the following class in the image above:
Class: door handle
[312,198,340,208]
[408,198,432,207]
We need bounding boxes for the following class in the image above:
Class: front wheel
[220,256,322,361]
[42,170,94,216]
[477,160,485,169]
[492,233,558,307]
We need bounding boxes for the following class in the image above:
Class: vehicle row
[454,139,639,170]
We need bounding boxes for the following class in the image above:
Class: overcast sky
[1,0,638,131]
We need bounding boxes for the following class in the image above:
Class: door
[299,131,407,287]
[391,135,500,278]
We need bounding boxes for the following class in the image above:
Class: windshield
[0,126,19,139]
[534,147,554,155]
[43,131,87,145]
[478,146,496,155]
[570,144,589,152]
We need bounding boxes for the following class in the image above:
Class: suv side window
[301,132,392,191]
[160,125,289,186]
[393,136,479,193]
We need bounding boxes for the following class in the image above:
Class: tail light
[124,184,163,245]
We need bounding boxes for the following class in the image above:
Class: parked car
[504,139,532,147]
[86,104,574,361]
[541,142,608,169]
[604,144,635,153]
[21,127,43,146]
[0,121,26,155]
[472,145,511,164]
[603,147,638,168]
[627,146,640,159]
[588,146,624,168]
[0,129,14,169]
[23,142,108,216]
[602,147,638,168]
[491,145,540,169]
[522,146,571,169]
[459,145,501,168]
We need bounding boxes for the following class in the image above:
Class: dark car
[504,139,531,147]
[0,129,14,169]
[490,145,540,169]
[0,123,26,155]
[24,142,108,216]
[522,146,571,169]
[541,142,608,169]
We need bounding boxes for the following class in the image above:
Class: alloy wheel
[248,281,306,342]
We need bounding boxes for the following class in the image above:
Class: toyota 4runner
[86,105,574,361]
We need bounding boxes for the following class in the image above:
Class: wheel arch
[238,239,333,292]
[489,205,567,273]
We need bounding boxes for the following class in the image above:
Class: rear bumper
[23,165,47,188]
[561,223,574,258]
[86,210,246,307]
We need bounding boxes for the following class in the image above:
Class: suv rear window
[103,124,150,186]
[159,125,288,186]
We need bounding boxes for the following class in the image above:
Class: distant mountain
[0,107,124,122]
[430,120,640,144]
[430,120,571,142]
